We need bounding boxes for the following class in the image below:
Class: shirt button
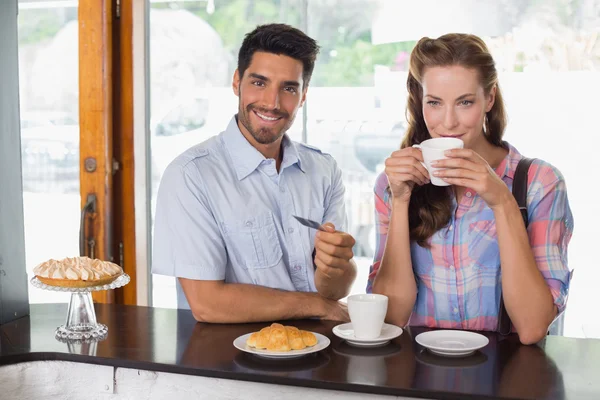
[294,265,301,271]
[453,307,459,314]
[466,192,472,198]
[245,221,253,227]
[279,187,285,193]
[448,225,453,231]
[450,265,455,271]
[287,227,294,234]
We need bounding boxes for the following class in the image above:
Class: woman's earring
[483,113,489,135]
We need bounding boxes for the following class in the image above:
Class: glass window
[305,0,415,296]
[148,1,599,338]
[149,1,306,308]
[18,0,80,304]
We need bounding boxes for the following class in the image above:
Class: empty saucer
[415,330,489,357]
[332,323,403,348]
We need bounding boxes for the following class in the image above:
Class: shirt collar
[280,134,304,173]
[494,141,521,180]
[221,115,303,180]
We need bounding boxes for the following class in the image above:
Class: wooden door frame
[79,0,115,304]
[79,0,143,305]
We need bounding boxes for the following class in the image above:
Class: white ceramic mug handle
[412,144,427,169]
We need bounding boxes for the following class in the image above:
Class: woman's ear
[486,85,497,112]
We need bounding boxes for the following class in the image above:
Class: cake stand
[30,274,130,341]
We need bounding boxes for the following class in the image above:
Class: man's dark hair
[237,23,320,88]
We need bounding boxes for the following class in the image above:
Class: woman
[367,33,573,345]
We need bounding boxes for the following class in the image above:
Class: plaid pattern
[366,143,573,331]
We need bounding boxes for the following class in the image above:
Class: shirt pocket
[468,210,500,269]
[222,211,283,269]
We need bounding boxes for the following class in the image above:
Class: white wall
[501,72,599,338]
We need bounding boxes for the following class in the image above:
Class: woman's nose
[443,107,459,130]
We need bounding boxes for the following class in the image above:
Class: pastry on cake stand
[30,257,129,341]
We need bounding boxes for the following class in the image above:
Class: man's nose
[260,86,280,110]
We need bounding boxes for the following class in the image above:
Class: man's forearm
[315,259,357,300]
[183,280,329,323]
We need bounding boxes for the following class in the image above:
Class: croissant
[246,323,318,351]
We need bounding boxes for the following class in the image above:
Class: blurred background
[17,0,600,339]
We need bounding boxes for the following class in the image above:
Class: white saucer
[332,323,403,348]
[415,330,489,357]
[233,332,330,359]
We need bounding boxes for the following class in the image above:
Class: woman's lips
[439,134,464,139]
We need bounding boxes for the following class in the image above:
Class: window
[148,0,599,338]
[18,0,80,304]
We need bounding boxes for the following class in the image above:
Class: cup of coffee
[347,294,388,340]
[412,137,464,186]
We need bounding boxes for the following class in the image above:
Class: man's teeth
[256,111,279,121]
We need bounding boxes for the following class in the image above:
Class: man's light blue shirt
[152,116,347,309]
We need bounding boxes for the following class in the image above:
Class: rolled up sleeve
[152,161,227,281]
[527,162,574,313]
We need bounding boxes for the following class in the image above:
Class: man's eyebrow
[248,73,269,81]
[282,81,300,88]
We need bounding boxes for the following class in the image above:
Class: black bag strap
[513,157,535,227]
[498,157,535,335]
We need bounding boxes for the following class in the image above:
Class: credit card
[292,215,326,232]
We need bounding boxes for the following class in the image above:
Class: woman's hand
[431,148,512,209]
[385,147,430,203]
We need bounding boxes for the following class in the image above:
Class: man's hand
[314,223,357,299]
[314,223,355,278]
[321,299,350,322]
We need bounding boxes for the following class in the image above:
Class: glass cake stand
[30,274,130,341]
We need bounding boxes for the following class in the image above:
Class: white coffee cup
[412,137,464,186]
[347,294,388,340]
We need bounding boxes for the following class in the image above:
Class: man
[153,24,356,323]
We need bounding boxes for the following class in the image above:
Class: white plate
[415,330,489,357]
[233,332,330,359]
[332,323,403,348]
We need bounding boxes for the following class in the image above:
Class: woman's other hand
[384,147,430,203]
[432,148,512,209]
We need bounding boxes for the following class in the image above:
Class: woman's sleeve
[526,161,574,313]
[366,172,393,293]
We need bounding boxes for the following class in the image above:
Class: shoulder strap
[498,156,535,335]
[513,157,535,227]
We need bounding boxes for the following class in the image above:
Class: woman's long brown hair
[402,33,507,246]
